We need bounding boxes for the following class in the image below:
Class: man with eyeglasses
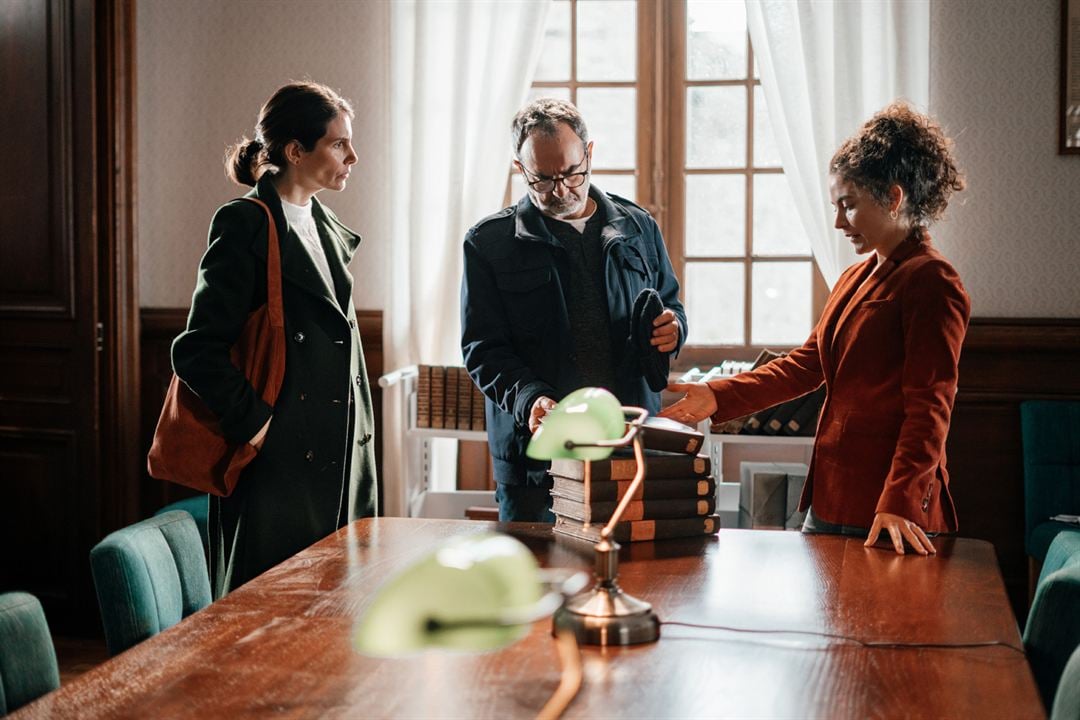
[461,98,687,522]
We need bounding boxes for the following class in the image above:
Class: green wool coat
[172,174,377,597]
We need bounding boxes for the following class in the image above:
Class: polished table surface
[16,518,1043,719]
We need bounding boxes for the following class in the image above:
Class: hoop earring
[889,209,898,220]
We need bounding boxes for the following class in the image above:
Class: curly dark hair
[830,102,964,238]
[511,98,589,157]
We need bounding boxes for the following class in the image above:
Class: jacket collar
[248,174,359,314]
[513,184,642,248]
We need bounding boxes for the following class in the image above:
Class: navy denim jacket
[460,186,686,486]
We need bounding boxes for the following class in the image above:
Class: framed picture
[1062,0,1080,154]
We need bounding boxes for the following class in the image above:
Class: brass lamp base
[552,538,660,646]
[554,584,660,646]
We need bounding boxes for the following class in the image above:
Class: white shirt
[281,198,336,300]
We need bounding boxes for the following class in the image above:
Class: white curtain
[746,0,930,287]
[383,0,550,516]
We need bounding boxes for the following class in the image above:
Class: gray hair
[511,98,589,157]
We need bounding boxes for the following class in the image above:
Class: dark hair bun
[224,137,264,187]
[830,102,965,234]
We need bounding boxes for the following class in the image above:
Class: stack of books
[415,365,486,431]
[549,419,721,543]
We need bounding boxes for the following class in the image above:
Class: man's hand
[659,382,717,425]
[650,309,680,354]
[864,512,936,556]
[529,396,557,434]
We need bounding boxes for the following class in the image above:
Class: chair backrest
[90,510,212,656]
[0,592,60,715]
[1025,531,1080,710]
[1053,643,1080,720]
[1021,400,1080,555]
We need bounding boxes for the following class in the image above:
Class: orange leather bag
[147,197,286,496]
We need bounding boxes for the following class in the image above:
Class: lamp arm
[561,405,649,542]
[599,430,646,540]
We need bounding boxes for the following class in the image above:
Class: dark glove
[630,288,670,392]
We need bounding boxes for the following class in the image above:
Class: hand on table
[864,512,936,556]
[529,395,557,434]
[659,382,717,425]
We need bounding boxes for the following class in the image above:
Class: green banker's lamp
[353,533,588,719]
[527,387,661,646]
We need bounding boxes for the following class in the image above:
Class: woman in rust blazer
[663,103,969,555]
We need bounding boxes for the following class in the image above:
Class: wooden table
[16,518,1043,719]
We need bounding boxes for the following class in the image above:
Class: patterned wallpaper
[138,0,1078,317]
[136,0,391,309]
[930,0,1080,317]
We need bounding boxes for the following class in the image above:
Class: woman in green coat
[172,82,377,597]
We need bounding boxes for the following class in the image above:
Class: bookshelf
[379,365,494,518]
[705,431,814,484]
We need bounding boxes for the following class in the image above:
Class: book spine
[552,476,716,503]
[430,366,446,429]
[553,496,717,522]
[550,454,711,482]
[783,386,825,436]
[416,365,431,428]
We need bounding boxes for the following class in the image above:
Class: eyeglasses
[517,152,590,193]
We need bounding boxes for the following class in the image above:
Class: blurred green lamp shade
[526,387,624,461]
[354,533,542,656]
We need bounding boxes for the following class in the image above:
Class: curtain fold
[746,0,929,287]
[383,0,549,516]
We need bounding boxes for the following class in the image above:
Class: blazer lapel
[828,240,922,353]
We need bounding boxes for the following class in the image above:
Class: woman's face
[828,174,899,257]
[293,113,357,194]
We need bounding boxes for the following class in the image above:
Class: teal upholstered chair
[154,494,209,559]
[1053,643,1080,720]
[1024,531,1080,710]
[90,510,212,656]
[0,592,60,715]
[1022,401,1080,580]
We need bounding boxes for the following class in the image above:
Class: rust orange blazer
[709,238,970,532]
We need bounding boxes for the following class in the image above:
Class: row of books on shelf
[550,419,720,544]
[415,365,486,431]
[686,350,825,437]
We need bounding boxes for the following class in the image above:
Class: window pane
[753,174,809,256]
[751,262,812,345]
[753,86,781,168]
[577,88,636,169]
[576,0,636,82]
[593,174,635,201]
[528,86,572,105]
[685,262,744,345]
[687,0,747,80]
[687,86,746,168]
[534,0,571,82]
[685,174,744,257]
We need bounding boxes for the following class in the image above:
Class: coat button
[294,331,305,343]
[299,392,307,401]
[348,318,356,329]
[305,450,315,462]
[355,375,362,387]
[921,499,930,512]
[358,433,372,447]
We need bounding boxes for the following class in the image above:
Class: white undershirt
[560,198,597,234]
[281,198,336,298]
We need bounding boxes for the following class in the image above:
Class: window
[514,0,827,364]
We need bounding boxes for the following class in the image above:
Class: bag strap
[240,197,284,329]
